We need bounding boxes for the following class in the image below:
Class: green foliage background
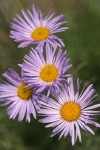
[0,0,100,149]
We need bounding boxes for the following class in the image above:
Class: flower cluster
[0,5,100,145]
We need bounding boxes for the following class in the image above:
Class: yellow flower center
[40,65,58,82]
[17,83,32,100]
[32,27,50,41]
[60,102,81,121]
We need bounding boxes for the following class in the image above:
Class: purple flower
[0,68,39,122]
[10,5,68,49]
[20,44,72,95]
[38,76,100,145]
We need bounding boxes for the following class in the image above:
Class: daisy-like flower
[20,44,72,94]
[38,76,100,145]
[0,68,39,122]
[10,5,68,48]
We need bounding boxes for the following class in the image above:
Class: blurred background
[0,0,100,149]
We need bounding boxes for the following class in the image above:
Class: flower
[20,44,72,95]
[0,68,39,122]
[38,76,100,145]
[10,5,68,48]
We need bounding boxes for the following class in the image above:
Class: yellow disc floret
[60,102,81,121]
[40,65,58,82]
[32,27,50,41]
[17,83,32,100]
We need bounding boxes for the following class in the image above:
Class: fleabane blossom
[38,76,100,145]
[20,45,71,95]
[10,5,68,49]
[0,68,39,122]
